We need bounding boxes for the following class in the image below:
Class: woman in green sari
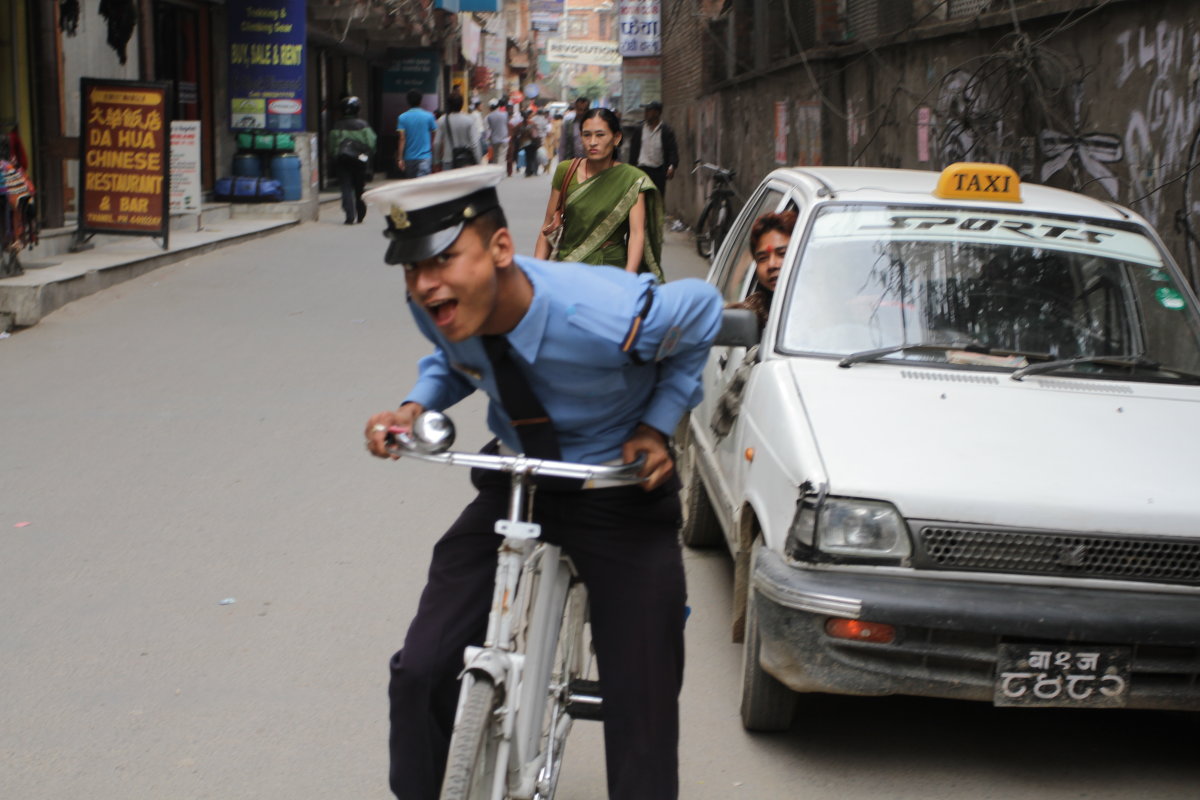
[535,108,664,281]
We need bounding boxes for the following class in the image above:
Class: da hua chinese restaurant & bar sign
[78,79,172,249]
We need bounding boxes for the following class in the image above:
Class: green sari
[553,160,664,281]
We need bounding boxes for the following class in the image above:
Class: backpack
[337,134,372,162]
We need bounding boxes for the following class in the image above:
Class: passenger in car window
[727,210,797,329]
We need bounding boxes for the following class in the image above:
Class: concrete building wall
[665,0,1200,286]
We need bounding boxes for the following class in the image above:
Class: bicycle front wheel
[696,197,732,262]
[694,198,719,259]
[535,582,591,800]
[440,676,504,800]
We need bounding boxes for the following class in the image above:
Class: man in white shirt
[628,101,679,203]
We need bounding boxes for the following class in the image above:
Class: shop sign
[227,0,306,131]
[170,121,202,215]
[619,0,660,57]
[532,0,563,31]
[78,78,171,245]
[547,40,622,66]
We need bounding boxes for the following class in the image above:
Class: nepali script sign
[79,78,171,247]
[546,40,622,66]
[619,0,660,57]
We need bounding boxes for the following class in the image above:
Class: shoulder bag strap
[557,157,583,214]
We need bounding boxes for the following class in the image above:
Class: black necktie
[481,335,562,461]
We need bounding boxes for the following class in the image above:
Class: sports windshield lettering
[812,207,1158,265]
[781,204,1200,379]
[860,214,1114,246]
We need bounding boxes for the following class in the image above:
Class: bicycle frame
[389,415,643,800]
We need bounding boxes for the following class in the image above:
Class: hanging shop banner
[78,78,171,244]
[621,57,661,114]
[483,32,505,76]
[774,101,788,165]
[531,0,563,31]
[382,50,442,125]
[170,121,202,214]
[619,0,660,57]
[227,0,306,131]
[546,40,622,66]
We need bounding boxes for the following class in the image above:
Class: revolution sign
[78,78,171,247]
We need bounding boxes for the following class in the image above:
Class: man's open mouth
[426,298,458,326]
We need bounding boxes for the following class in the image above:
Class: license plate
[994,644,1131,708]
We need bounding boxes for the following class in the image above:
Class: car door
[692,182,790,529]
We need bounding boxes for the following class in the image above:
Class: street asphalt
[2,169,1197,799]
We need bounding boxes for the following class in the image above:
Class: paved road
[2,171,1197,799]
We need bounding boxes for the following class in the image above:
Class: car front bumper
[751,546,1200,710]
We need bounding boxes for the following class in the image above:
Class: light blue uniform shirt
[397,108,438,161]
[403,256,723,464]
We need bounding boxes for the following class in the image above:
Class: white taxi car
[682,163,1200,729]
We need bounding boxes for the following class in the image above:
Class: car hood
[789,359,1200,537]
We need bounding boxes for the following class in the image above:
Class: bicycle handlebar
[386,411,647,484]
[692,160,735,179]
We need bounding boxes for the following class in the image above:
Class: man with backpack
[328,96,377,225]
[434,92,482,171]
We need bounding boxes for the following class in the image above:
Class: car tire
[740,578,798,732]
[677,420,723,549]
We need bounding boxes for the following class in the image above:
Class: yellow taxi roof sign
[934,162,1022,203]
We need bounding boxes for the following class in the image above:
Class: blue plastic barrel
[233,152,262,178]
[270,154,302,201]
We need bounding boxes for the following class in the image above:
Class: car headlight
[787,495,911,563]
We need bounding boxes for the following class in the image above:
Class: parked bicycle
[693,161,738,261]
[387,411,646,800]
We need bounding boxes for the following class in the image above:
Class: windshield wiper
[1010,354,1200,382]
[838,341,987,368]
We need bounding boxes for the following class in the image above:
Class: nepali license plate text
[994,644,1131,708]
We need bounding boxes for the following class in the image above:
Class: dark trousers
[639,164,668,202]
[336,157,367,223]
[524,139,542,176]
[388,472,686,800]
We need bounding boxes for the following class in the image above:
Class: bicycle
[693,161,738,262]
[387,411,646,800]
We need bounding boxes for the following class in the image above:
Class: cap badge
[389,205,412,230]
[462,204,477,220]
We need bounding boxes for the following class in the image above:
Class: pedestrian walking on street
[328,96,377,225]
[485,99,510,167]
[434,92,482,171]
[628,100,679,204]
[507,103,523,176]
[558,96,591,161]
[545,111,562,171]
[535,108,664,279]
[396,90,438,179]
[362,164,723,800]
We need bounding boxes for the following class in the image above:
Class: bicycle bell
[410,411,456,454]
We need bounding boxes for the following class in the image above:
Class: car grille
[911,524,1200,586]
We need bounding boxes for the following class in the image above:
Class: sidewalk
[0,190,344,333]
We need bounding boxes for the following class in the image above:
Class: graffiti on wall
[1039,83,1123,200]
[1116,20,1200,226]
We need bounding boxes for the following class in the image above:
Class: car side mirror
[714,308,759,348]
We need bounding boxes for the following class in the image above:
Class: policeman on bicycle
[363,165,722,800]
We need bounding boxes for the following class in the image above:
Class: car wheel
[677,421,723,549]
[741,578,798,732]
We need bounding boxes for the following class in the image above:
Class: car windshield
[779,204,1200,381]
